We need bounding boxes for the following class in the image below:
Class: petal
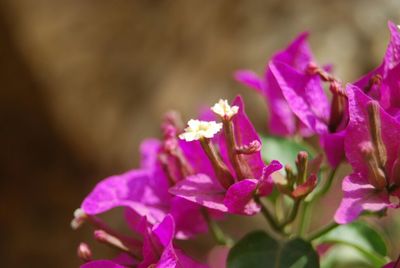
[179,139,215,178]
[140,139,170,201]
[139,217,163,268]
[175,249,208,268]
[258,160,283,196]
[320,130,345,167]
[234,70,263,93]
[113,253,138,267]
[81,169,166,224]
[224,179,259,215]
[140,139,161,171]
[272,32,314,71]
[155,247,208,268]
[265,69,297,136]
[334,173,390,224]
[153,214,175,247]
[345,85,400,179]
[384,21,400,70]
[385,63,400,111]
[269,61,329,134]
[81,260,126,268]
[169,174,228,212]
[231,95,265,179]
[170,197,208,239]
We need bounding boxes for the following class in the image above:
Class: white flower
[211,99,239,119]
[179,119,222,141]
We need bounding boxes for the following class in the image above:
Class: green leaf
[227,231,319,268]
[261,136,314,167]
[315,221,388,267]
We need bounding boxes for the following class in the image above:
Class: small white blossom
[179,119,222,142]
[211,99,239,119]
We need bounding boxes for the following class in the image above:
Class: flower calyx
[275,151,319,200]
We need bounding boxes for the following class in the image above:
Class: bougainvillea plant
[72,22,400,268]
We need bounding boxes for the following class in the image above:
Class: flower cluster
[72,22,400,268]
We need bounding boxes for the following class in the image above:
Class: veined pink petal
[272,32,313,71]
[81,169,166,224]
[234,70,263,93]
[235,32,317,137]
[224,179,259,215]
[169,174,228,212]
[170,197,208,239]
[345,85,400,179]
[320,131,345,167]
[269,61,329,134]
[384,21,400,70]
[334,174,390,224]
[258,160,283,196]
[231,95,265,179]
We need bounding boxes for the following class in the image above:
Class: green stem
[279,199,301,228]
[315,166,338,198]
[307,222,339,241]
[298,202,312,236]
[202,209,233,246]
[299,165,340,236]
[255,196,283,235]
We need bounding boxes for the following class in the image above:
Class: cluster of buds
[275,151,322,200]
[159,111,194,184]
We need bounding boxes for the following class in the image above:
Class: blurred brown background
[1,0,400,267]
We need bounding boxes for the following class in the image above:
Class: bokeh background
[1,0,400,267]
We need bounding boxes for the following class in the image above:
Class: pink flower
[355,21,400,122]
[235,33,314,137]
[236,32,347,167]
[80,138,211,239]
[334,85,400,224]
[81,215,207,268]
[170,96,282,215]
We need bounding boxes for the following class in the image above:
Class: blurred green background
[1,0,400,267]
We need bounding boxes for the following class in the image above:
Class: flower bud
[71,208,87,230]
[94,230,130,253]
[77,242,93,262]
[291,174,318,199]
[361,142,387,190]
[295,151,308,184]
[235,140,261,154]
[328,81,346,132]
[367,101,387,168]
